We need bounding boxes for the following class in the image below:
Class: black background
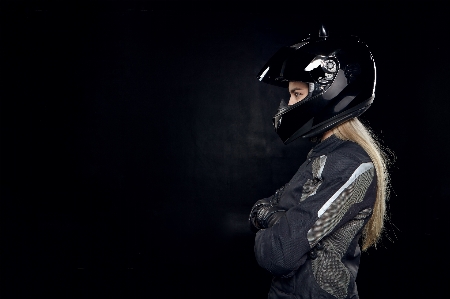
[1,1,448,298]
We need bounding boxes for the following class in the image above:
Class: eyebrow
[290,87,306,93]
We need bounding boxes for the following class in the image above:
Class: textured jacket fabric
[254,134,377,299]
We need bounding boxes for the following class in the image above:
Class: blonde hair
[331,117,394,251]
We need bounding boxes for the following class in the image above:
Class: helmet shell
[257,32,376,144]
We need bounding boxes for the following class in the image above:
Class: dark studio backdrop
[1,1,448,298]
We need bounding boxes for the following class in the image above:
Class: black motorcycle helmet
[257,25,376,144]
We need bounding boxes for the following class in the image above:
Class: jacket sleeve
[254,151,376,277]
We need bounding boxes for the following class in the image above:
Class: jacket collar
[307,134,346,158]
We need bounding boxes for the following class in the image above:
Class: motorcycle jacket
[253,134,377,299]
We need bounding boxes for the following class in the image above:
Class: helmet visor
[257,46,317,87]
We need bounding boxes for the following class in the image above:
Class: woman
[249,26,393,299]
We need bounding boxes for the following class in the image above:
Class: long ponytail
[332,117,394,250]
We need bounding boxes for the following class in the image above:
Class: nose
[288,96,297,106]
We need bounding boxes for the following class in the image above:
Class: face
[288,81,309,105]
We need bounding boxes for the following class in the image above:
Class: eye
[294,92,303,97]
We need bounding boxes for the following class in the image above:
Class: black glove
[249,198,271,232]
[249,185,287,233]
